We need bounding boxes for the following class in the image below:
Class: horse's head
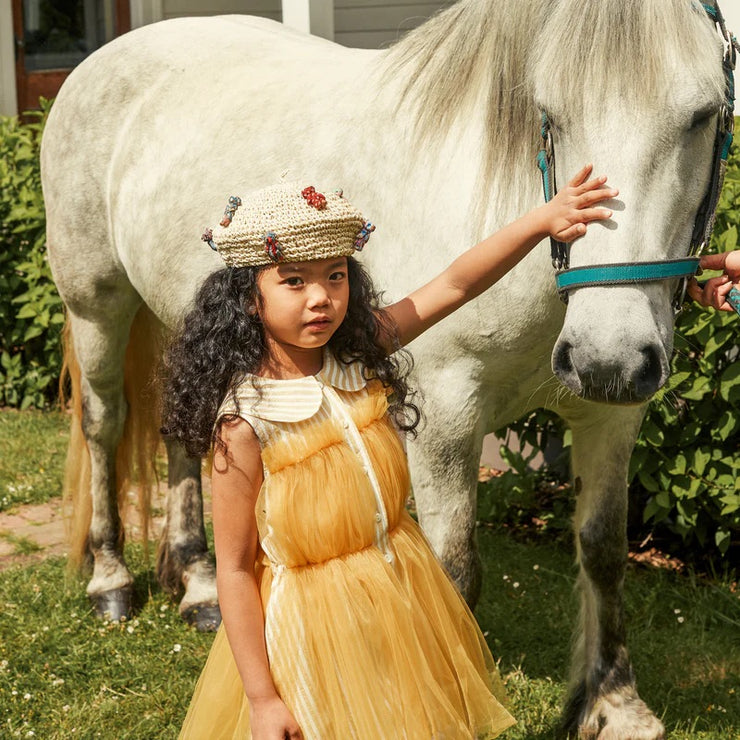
[533,0,730,403]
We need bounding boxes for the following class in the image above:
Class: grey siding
[159,0,455,48]
[162,0,281,21]
[335,0,453,49]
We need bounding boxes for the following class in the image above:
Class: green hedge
[0,99,63,410]
[630,132,740,557]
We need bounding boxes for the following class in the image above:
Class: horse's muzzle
[552,339,668,404]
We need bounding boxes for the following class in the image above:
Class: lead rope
[536,112,568,275]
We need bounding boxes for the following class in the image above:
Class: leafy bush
[478,412,573,539]
[632,130,740,557]
[489,121,740,560]
[0,99,64,410]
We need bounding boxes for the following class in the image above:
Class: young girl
[162,167,617,740]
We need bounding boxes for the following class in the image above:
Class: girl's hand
[250,695,303,740]
[686,251,740,312]
[380,164,616,349]
[541,164,618,243]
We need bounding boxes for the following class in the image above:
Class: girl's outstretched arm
[212,420,303,740]
[381,164,617,348]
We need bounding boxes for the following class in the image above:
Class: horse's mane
[383,0,549,213]
[537,0,725,116]
[382,0,724,216]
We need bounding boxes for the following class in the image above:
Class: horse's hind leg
[158,439,220,631]
[70,295,141,620]
[558,400,664,740]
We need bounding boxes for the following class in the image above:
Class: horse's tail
[60,307,164,570]
[59,319,92,570]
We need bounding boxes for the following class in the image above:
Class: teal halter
[537,1,738,310]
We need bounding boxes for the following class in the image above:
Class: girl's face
[256,257,350,370]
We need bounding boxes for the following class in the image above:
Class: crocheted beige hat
[202,182,375,267]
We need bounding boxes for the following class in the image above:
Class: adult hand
[545,164,618,243]
[686,250,740,312]
[250,695,303,740]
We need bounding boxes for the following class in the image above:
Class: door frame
[12,0,131,112]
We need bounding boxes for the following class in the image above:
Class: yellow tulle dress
[180,350,515,739]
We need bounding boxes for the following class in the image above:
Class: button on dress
[179,350,515,739]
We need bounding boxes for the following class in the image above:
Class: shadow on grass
[130,562,166,615]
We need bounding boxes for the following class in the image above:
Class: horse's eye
[689,107,718,131]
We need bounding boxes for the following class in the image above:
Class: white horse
[40,0,730,736]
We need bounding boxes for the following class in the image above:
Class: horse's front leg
[559,401,664,740]
[157,439,220,632]
[406,372,485,607]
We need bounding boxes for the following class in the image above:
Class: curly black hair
[160,257,420,458]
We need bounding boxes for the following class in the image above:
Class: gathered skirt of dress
[180,512,514,739]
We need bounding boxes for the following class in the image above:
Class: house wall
[156,0,452,46]
[160,0,281,22]
[724,5,740,51]
[334,0,452,49]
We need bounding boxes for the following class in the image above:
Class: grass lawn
[1,409,739,738]
[476,527,740,739]
[0,531,738,739]
[0,408,68,511]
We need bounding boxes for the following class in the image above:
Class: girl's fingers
[573,188,619,214]
[575,176,610,195]
[578,207,614,222]
[557,223,587,242]
[688,275,731,309]
[713,279,734,310]
[685,278,702,303]
[567,164,593,188]
[578,188,618,208]
[705,277,730,309]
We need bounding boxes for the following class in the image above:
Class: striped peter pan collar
[223,349,368,423]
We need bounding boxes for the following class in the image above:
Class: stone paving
[0,480,212,572]
[0,499,67,569]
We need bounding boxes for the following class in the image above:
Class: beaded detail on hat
[201,228,216,251]
[264,231,283,263]
[301,186,327,210]
[220,196,242,227]
[354,222,375,252]
[205,182,374,268]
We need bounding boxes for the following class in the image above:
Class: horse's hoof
[91,587,132,622]
[578,691,665,740]
[182,604,221,632]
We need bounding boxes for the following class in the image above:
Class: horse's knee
[80,385,127,448]
[578,517,627,590]
[438,532,482,608]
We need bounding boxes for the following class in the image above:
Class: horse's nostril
[634,344,665,396]
[554,341,574,374]
[640,345,661,378]
[552,340,583,394]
